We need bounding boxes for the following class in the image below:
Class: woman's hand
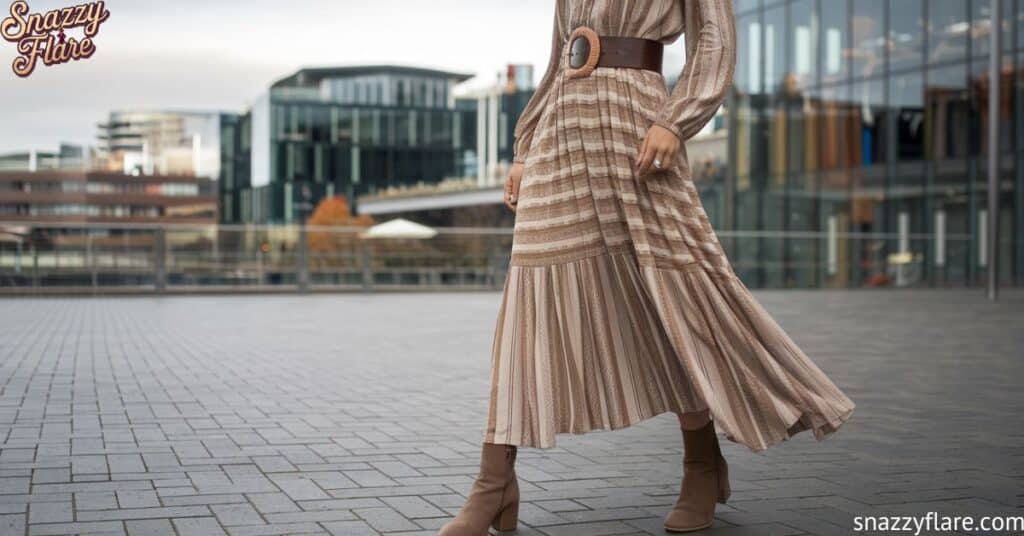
[504,162,524,212]
[636,124,681,177]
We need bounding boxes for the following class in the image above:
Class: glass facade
[728,0,1022,288]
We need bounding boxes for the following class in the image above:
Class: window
[852,77,886,166]
[789,0,818,91]
[821,0,849,85]
[889,0,924,72]
[736,12,763,95]
[851,0,885,79]
[891,71,925,161]
[928,0,968,64]
[926,63,970,160]
[764,5,786,94]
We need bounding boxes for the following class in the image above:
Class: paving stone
[320,520,379,535]
[32,469,70,485]
[27,520,125,535]
[125,519,176,536]
[28,501,73,524]
[116,490,160,509]
[211,503,265,526]
[380,496,446,519]
[352,506,420,532]
[74,491,117,511]
[171,516,227,536]
[70,456,108,476]
[0,514,26,534]
[0,477,31,495]
[225,522,324,535]
[108,455,146,474]
[246,493,300,514]
[76,505,212,522]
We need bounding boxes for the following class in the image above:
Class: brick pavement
[0,290,1022,535]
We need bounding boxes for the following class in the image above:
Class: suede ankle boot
[664,420,730,533]
[439,443,519,535]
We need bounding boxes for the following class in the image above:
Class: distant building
[506,64,535,93]
[0,170,216,224]
[0,144,89,172]
[219,66,473,224]
[96,111,223,179]
[219,65,534,225]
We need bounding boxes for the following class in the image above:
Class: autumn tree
[306,195,374,254]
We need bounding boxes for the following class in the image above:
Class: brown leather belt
[566,27,663,80]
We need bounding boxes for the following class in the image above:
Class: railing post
[487,235,498,289]
[360,240,373,291]
[31,243,39,289]
[88,231,98,291]
[297,224,310,294]
[154,228,167,293]
[14,239,22,276]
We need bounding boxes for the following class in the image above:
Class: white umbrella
[359,218,438,240]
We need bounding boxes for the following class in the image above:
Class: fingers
[504,170,522,212]
[504,180,516,212]
[655,146,672,173]
[636,134,653,177]
[510,174,521,209]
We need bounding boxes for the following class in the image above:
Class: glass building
[220,66,533,225]
[726,0,1022,288]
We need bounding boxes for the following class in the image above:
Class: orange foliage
[306,195,374,253]
[307,195,374,228]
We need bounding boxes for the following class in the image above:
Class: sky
[0,0,689,154]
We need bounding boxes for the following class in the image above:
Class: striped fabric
[485,0,855,451]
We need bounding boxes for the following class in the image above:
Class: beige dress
[484,0,855,451]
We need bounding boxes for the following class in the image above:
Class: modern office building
[0,170,216,224]
[96,111,223,179]
[220,66,468,224]
[219,65,536,225]
[727,0,1021,288]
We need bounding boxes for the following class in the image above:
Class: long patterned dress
[483,0,855,451]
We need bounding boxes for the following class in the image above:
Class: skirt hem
[483,403,855,451]
[484,249,855,452]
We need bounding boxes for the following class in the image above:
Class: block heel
[491,500,518,531]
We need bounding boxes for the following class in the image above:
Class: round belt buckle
[566,27,600,80]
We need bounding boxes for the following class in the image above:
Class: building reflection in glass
[727,0,1020,288]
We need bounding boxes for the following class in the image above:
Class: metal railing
[0,222,987,294]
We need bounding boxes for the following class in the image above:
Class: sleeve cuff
[653,117,685,142]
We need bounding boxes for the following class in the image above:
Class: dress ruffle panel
[640,267,855,452]
[484,68,854,451]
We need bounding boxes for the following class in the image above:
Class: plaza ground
[0,290,1022,535]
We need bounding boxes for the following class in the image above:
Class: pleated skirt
[483,67,855,451]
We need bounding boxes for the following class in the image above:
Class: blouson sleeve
[654,0,736,142]
[512,1,566,164]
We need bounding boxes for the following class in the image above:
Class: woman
[440,0,855,534]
